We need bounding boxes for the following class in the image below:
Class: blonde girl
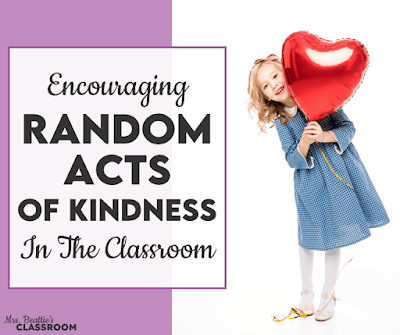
[247,54,389,321]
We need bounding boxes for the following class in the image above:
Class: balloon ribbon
[314,140,353,190]
[272,308,310,322]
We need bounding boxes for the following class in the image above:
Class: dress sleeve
[328,108,356,155]
[275,117,314,169]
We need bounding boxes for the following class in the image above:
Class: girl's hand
[304,121,326,142]
[300,123,318,145]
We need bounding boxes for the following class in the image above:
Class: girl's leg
[298,245,314,307]
[317,248,341,312]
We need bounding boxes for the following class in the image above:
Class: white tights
[299,245,341,312]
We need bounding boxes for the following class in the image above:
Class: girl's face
[256,63,293,106]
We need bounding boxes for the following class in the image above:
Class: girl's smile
[276,85,285,95]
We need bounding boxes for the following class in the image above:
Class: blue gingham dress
[275,107,389,251]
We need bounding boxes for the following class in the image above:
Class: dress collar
[284,105,298,116]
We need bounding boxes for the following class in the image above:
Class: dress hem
[299,218,390,251]
[299,231,371,251]
[369,219,390,229]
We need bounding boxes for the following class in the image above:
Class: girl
[247,54,390,321]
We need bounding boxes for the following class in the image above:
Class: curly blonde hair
[247,58,294,133]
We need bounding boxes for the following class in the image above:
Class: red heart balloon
[282,31,369,121]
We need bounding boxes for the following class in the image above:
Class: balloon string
[319,254,356,311]
[271,308,310,322]
[315,141,353,190]
[304,115,353,190]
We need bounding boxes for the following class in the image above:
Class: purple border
[1,1,174,334]
[8,46,227,290]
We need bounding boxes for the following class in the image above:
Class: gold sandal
[299,289,314,316]
[315,294,340,322]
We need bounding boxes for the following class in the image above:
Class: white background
[10,48,225,288]
[172,0,400,334]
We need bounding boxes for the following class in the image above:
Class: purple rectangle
[1,1,174,334]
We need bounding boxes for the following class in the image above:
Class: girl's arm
[297,135,313,159]
[327,108,356,155]
[275,118,314,169]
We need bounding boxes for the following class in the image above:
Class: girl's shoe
[299,289,314,316]
[314,293,340,322]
